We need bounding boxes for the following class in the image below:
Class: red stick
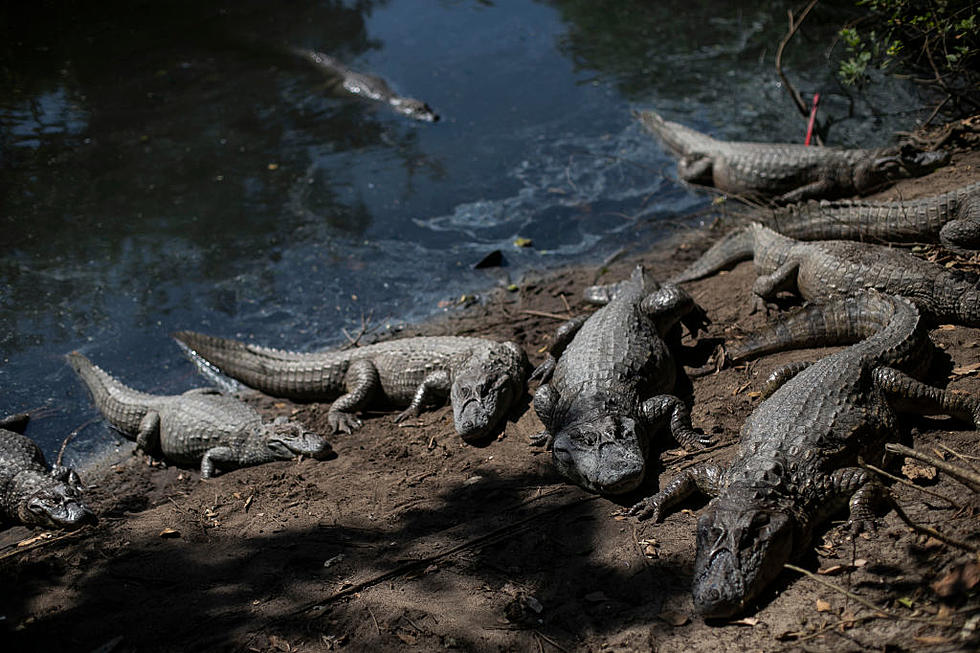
[805,92,820,146]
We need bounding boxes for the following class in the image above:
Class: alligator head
[16,471,96,530]
[551,413,648,495]
[858,144,949,189]
[388,96,439,123]
[692,500,795,619]
[265,419,333,460]
[451,342,527,442]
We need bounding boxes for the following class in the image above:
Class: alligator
[289,46,438,122]
[530,266,711,495]
[637,110,949,203]
[630,292,980,618]
[0,413,96,530]
[67,352,332,478]
[671,222,980,327]
[760,181,980,252]
[172,331,528,442]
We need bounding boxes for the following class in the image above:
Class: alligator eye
[457,387,472,400]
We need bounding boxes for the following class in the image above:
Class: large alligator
[0,413,95,530]
[172,331,528,442]
[289,46,438,123]
[637,110,948,202]
[672,222,980,327]
[530,266,710,495]
[630,292,980,618]
[760,181,980,251]
[68,352,332,478]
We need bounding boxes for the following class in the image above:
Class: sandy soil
[2,145,979,652]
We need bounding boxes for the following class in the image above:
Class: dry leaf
[17,532,53,547]
[951,361,980,376]
[913,636,950,645]
[937,324,957,331]
[731,617,760,626]
[853,558,868,568]
[159,528,180,538]
[816,599,832,612]
[395,632,417,645]
[931,562,980,597]
[658,610,690,627]
[901,459,937,482]
[817,564,846,575]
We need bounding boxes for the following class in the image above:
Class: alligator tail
[724,292,928,367]
[66,352,156,435]
[670,225,757,284]
[172,331,340,400]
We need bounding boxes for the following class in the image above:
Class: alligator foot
[328,410,363,434]
[528,430,554,449]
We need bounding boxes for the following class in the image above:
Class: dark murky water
[0,0,926,464]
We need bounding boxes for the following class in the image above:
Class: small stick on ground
[56,418,101,467]
[937,443,980,471]
[885,443,980,491]
[774,0,824,144]
[888,498,979,553]
[522,309,572,321]
[859,460,962,508]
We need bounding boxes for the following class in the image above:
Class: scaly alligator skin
[672,222,980,327]
[530,266,710,495]
[761,181,980,251]
[638,110,949,202]
[631,293,980,618]
[172,331,528,442]
[290,47,438,122]
[0,414,95,530]
[68,353,332,478]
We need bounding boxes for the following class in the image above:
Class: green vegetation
[838,1,979,110]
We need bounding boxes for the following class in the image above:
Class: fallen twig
[859,460,961,508]
[774,0,824,144]
[521,309,572,321]
[885,443,980,491]
[888,498,979,553]
[56,418,102,467]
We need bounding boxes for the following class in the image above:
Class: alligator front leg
[642,394,711,449]
[815,467,886,534]
[751,260,800,302]
[394,369,451,424]
[676,155,714,185]
[777,179,838,204]
[136,412,161,455]
[530,383,558,448]
[531,315,589,383]
[874,366,980,427]
[328,359,381,434]
[199,446,241,479]
[629,462,724,522]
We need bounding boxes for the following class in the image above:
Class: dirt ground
[2,144,979,652]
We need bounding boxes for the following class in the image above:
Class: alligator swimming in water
[760,181,980,252]
[68,352,332,478]
[530,266,711,495]
[630,292,980,618]
[0,413,95,530]
[672,222,980,327]
[637,110,949,203]
[289,46,438,122]
[172,331,528,442]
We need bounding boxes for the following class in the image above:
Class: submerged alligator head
[388,96,439,123]
[692,498,795,618]
[857,144,950,190]
[551,413,648,495]
[16,468,97,530]
[450,342,527,442]
[264,419,333,461]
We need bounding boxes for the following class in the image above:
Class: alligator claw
[528,430,554,449]
[628,497,663,523]
[529,358,556,384]
[393,408,420,425]
[328,411,362,434]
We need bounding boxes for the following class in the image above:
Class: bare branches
[885,443,980,491]
[775,0,824,145]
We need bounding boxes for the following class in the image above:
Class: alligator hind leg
[642,394,711,449]
[642,284,709,337]
[874,366,980,427]
[199,446,241,479]
[629,462,724,522]
[328,359,381,434]
[394,369,451,423]
[939,218,980,252]
[751,261,800,302]
[761,361,813,398]
[531,315,589,383]
[136,412,162,455]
